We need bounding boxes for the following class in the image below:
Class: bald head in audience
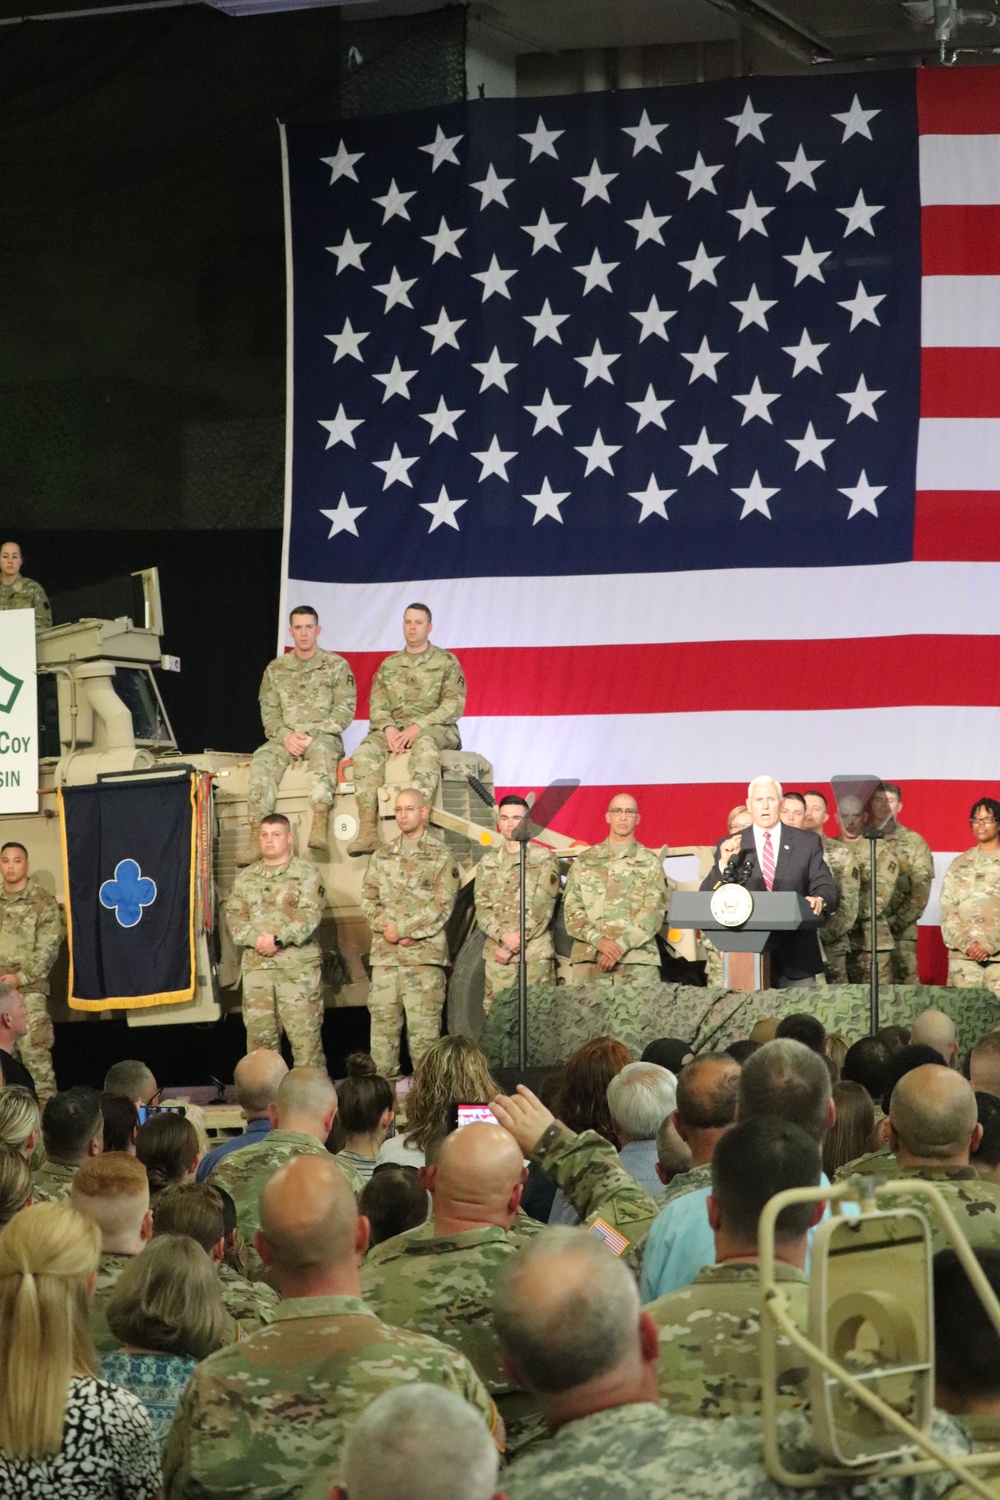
[257,1154,366,1296]
[910,1010,959,1067]
[971,1033,1000,1099]
[235,1049,288,1119]
[493,1229,659,1431]
[273,1067,338,1141]
[888,1066,982,1170]
[426,1122,526,1236]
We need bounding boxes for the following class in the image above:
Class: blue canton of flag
[283,71,920,585]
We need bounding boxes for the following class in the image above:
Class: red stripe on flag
[346,638,1000,718]
[917,65,1000,134]
[922,206,1000,275]
[914,492,1000,559]
[492,781,996,851]
[921,349,1000,417]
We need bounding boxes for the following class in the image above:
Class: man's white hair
[747,775,783,801]
[607,1062,678,1140]
[340,1385,498,1500]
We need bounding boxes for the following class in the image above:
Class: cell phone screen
[455,1103,495,1128]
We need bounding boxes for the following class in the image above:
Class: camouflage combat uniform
[361,1218,544,1453]
[162,1293,499,1499]
[657,1162,712,1209]
[91,1250,141,1353]
[833,1145,897,1183]
[31,1158,77,1204]
[649,1261,810,1418]
[216,1258,280,1334]
[474,842,560,1012]
[820,837,862,985]
[360,829,458,1078]
[884,824,934,985]
[862,1165,1000,1253]
[940,847,1000,1001]
[529,1121,660,1267]
[351,642,466,810]
[225,855,326,1068]
[0,575,52,629]
[840,838,901,986]
[502,1402,969,1500]
[211,1129,364,1283]
[562,839,668,988]
[246,648,356,824]
[0,876,64,1101]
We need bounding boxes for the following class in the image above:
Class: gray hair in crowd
[493,1227,639,1392]
[738,1038,832,1142]
[606,1062,678,1140]
[339,1384,499,1500]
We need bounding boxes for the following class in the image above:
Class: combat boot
[235,819,261,867]
[348,804,378,857]
[308,805,330,853]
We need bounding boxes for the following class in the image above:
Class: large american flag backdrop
[280,66,1000,981]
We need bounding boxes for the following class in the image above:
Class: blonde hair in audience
[0,1144,32,1227]
[0,1086,40,1158]
[107,1234,228,1360]
[0,1202,100,1460]
[403,1036,500,1153]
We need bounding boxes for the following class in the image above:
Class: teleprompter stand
[668,891,822,992]
[511,780,580,1072]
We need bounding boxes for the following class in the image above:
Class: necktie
[762,831,775,891]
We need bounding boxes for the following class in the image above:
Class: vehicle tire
[447,925,486,1041]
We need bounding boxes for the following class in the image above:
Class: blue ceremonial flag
[60,775,197,1011]
[280,68,1000,980]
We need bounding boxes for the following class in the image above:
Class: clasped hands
[385,724,421,754]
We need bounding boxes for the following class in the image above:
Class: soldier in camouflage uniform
[647,1117,819,1419]
[820,836,862,985]
[70,1153,155,1352]
[361,1121,545,1454]
[475,795,560,1013]
[563,794,668,988]
[348,603,465,856]
[32,1085,104,1203]
[881,785,935,985]
[242,605,356,860]
[0,540,52,628]
[494,1227,968,1500]
[360,788,458,1078]
[164,1154,499,1499]
[0,841,64,1101]
[833,798,901,986]
[940,799,1000,1001]
[226,813,327,1068]
[210,1068,363,1283]
[152,1180,281,1335]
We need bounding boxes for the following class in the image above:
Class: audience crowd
[4,1002,1000,1498]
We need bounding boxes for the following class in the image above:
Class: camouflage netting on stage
[478,983,999,1070]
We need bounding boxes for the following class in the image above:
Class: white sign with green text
[0,612,38,813]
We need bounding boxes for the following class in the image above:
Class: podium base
[723,951,771,991]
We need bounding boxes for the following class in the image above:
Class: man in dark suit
[701,775,838,987]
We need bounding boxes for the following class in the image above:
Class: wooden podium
[668,891,821,991]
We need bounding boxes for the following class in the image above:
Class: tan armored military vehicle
[0,568,710,1036]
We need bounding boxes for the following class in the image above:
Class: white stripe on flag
[919,134,1000,205]
[344,709,1000,785]
[289,564,1000,652]
[916,419,1000,489]
[921,277,1000,348]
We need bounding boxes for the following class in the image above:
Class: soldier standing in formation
[0,841,63,1101]
[0,539,52,629]
[225,814,326,1069]
[834,797,901,986]
[940,797,1000,1001]
[242,605,355,862]
[801,792,861,985]
[474,795,560,1013]
[562,794,668,988]
[348,603,465,856]
[360,788,458,1079]
[881,783,935,984]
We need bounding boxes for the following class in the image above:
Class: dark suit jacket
[701,824,839,981]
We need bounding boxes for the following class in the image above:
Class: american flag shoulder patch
[589,1218,630,1257]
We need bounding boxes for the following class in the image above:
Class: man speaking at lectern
[701,776,838,988]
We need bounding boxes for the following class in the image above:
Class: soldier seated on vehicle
[0,538,52,628]
[240,605,356,862]
[646,1117,821,1419]
[348,603,466,857]
[162,1155,498,1500]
